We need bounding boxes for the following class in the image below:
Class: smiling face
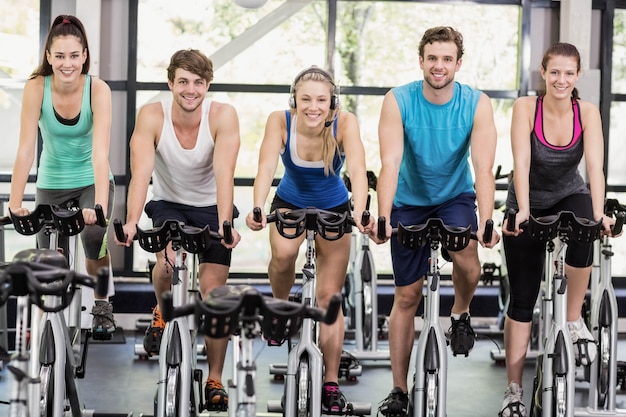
[541,55,580,99]
[419,41,461,91]
[293,79,334,128]
[168,68,209,113]
[46,35,86,83]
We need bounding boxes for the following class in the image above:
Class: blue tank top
[275,111,348,209]
[392,81,480,206]
[37,75,112,189]
[506,96,589,210]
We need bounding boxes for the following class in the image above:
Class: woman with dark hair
[9,15,116,338]
[499,42,616,417]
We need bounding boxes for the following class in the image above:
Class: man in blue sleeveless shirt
[373,26,500,416]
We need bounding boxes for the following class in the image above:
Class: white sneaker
[499,382,526,417]
[568,317,597,366]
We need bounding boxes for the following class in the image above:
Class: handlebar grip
[377,217,386,240]
[506,209,517,232]
[94,267,109,299]
[613,212,625,235]
[483,219,494,244]
[253,207,262,223]
[222,221,233,245]
[323,293,342,325]
[94,204,107,227]
[161,291,174,322]
[113,219,127,243]
[361,210,370,227]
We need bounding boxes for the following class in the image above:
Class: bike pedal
[91,329,113,341]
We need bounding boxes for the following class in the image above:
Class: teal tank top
[392,81,480,207]
[37,74,105,189]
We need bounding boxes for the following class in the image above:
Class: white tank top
[152,98,217,206]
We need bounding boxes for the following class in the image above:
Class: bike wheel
[165,366,180,417]
[424,372,438,417]
[296,358,310,417]
[40,364,54,417]
[554,375,567,417]
[597,326,611,407]
[362,280,373,350]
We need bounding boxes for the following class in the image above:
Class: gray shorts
[36,181,114,260]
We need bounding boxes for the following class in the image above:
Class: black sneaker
[378,387,409,417]
[204,378,228,411]
[143,305,165,356]
[447,312,475,356]
[322,382,347,415]
[91,300,116,340]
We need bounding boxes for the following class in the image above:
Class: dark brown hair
[30,15,90,79]
[418,26,465,61]
[167,49,214,84]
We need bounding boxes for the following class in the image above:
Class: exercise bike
[260,207,370,416]
[378,216,493,417]
[114,218,232,417]
[508,211,603,417]
[576,199,625,416]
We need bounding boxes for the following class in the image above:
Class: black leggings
[503,194,594,322]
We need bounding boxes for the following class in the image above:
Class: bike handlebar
[161,285,341,339]
[5,204,106,236]
[0,248,109,311]
[253,206,367,241]
[113,218,233,253]
[506,209,602,244]
[376,216,493,250]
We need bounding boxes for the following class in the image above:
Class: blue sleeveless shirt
[275,111,348,209]
[392,81,480,207]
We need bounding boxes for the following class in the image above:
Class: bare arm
[469,92,499,247]
[339,111,373,233]
[9,77,44,215]
[88,77,113,220]
[581,100,610,232]
[211,102,241,248]
[373,90,404,243]
[507,97,534,234]
[245,111,284,230]
[117,103,160,245]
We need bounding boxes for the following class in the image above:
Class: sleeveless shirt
[152,98,217,207]
[38,75,112,189]
[392,81,480,206]
[275,111,348,209]
[506,96,589,210]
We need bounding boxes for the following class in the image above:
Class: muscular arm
[121,103,159,243]
[9,77,43,214]
[211,102,241,247]
[469,92,499,246]
[90,77,113,216]
[375,90,404,241]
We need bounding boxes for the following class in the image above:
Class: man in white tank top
[115,49,241,412]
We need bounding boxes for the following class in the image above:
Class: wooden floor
[1,322,626,417]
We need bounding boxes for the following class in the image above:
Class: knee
[507,302,534,323]
[270,252,297,272]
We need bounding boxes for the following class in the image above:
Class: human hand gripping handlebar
[7,204,107,236]
[506,208,604,242]
[160,285,342,340]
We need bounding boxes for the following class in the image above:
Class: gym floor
[1,317,626,417]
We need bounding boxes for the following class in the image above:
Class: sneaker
[91,300,116,340]
[499,382,526,417]
[322,382,347,415]
[143,305,165,356]
[204,378,228,411]
[447,312,475,356]
[568,317,597,366]
[378,387,409,417]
